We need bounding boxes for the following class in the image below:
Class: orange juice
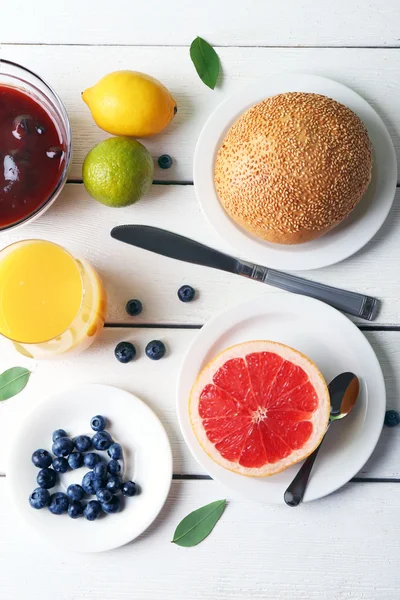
[0,240,107,359]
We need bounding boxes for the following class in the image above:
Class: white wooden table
[1,2,400,598]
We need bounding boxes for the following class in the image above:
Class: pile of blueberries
[29,415,137,521]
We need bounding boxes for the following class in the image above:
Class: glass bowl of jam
[0,59,71,230]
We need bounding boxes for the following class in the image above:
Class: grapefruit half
[190,341,330,477]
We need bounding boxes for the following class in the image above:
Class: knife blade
[110,224,379,321]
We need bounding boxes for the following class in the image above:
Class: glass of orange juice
[0,240,107,359]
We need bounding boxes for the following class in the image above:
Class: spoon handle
[283,444,322,507]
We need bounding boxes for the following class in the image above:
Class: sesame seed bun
[214,92,372,245]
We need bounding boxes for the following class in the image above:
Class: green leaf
[190,37,220,90]
[172,499,226,547]
[0,367,31,401]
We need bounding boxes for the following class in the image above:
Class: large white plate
[177,295,385,503]
[7,384,172,552]
[194,73,397,271]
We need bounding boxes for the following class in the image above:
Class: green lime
[82,137,154,207]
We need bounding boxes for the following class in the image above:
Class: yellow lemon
[82,70,177,137]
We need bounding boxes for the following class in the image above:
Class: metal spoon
[284,372,359,507]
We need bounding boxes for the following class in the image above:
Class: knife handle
[237,263,379,321]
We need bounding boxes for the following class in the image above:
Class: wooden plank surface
[2,0,400,47]
[0,183,398,326]
[2,45,400,183]
[0,328,398,479]
[2,478,400,599]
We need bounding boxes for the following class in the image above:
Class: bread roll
[214,92,372,244]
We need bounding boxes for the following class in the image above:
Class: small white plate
[194,73,397,271]
[7,384,172,552]
[177,294,385,503]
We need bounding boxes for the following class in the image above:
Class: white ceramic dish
[194,73,397,271]
[177,294,385,503]
[7,384,172,552]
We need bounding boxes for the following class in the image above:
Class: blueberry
[157,154,173,169]
[125,299,143,317]
[68,452,83,470]
[83,452,102,469]
[52,436,74,457]
[12,115,31,139]
[68,500,84,519]
[37,468,57,489]
[52,429,67,442]
[52,457,69,473]
[108,443,123,460]
[74,435,92,453]
[93,476,105,493]
[29,487,50,509]
[35,122,46,135]
[101,495,121,514]
[93,461,108,479]
[177,285,195,303]
[96,488,113,504]
[107,459,121,475]
[106,474,122,494]
[31,449,52,469]
[92,431,112,451]
[48,492,69,515]
[114,342,136,364]
[82,471,97,495]
[90,415,107,432]
[84,500,102,521]
[145,340,166,361]
[67,484,85,502]
[121,481,138,497]
[384,410,400,427]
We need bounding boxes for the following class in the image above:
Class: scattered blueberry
[52,457,69,473]
[52,429,67,442]
[74,435,92,453]
[107,459,121,475]
[83,452,103,469]
[82,471,97,495]
[67,484,85,502]
[125,299,143,317]
[145,340,166,361]
[35,122,46,135]
[48,492,69,515]
[384,410,400,427]
[32,449,52,469]
[114,341,136,364]
[92,431,113,451]
[37,468,57,489]
[93,461,108,479]
[84,500,101,521]
[101,495,121,514]
[177,285,195,303]
[106,474,122,494]
[90,415,107,432]
[68,501,84,519]
[29,487,50,509]
[157,154,173,169]
[108,443,123,461]
[96,488,113,504]
[52,436,74,457]
[68,452,83,470]
[121,481,138,497]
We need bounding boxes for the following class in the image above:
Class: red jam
[0,85,66,228]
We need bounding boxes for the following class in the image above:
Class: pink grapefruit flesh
[190,341,330,477]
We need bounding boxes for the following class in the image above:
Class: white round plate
[177,295,385,503]
[194,73,397,271]
[8,384,172,552]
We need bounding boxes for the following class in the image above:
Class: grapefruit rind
[189,340,330,477]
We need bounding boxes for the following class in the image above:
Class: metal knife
[110,224,379,321]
